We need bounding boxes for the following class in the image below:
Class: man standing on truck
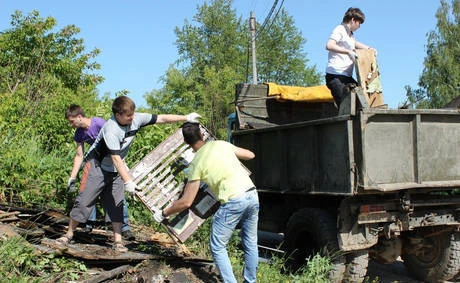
[57,96,201,252]
[155,122,259,283]
[325,7,376,108]
[65,104,135,240]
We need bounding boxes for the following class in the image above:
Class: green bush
[0,128,71,207]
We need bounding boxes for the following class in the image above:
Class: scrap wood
[149,230,191,257]
[0,222,21,238]
[80,264,132,283]
[0,203,44,214]
[0,216,19,222]
[161,224,192,257]
[0,223,40,252]
[14,225,45,240]
[0,210,20,220]
[41,238,157,262]
[169,256,214,266]
[149,231,177,246]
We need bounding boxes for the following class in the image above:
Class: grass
[0,235,87,282]
[224,234,333,283]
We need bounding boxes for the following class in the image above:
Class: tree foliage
[255,8,321,86]
[0,10,105,201]
[145,0,321,137]
[0,10,182,209]
[404,0,459,109]
[146,0,247,137]
[0,10,104,151]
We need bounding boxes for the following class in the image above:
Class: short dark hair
[182,122,202,145]
[342,7,365,24]
[112,96,136,115]
[65,104,85,119]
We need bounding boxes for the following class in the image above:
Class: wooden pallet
[129,124,220,243]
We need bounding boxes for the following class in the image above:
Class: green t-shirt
[187,140,254,203]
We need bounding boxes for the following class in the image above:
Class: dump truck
[229,82,460,282]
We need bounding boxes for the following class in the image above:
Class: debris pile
[0,203,216,282]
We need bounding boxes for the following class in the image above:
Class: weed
[0,236,87,281]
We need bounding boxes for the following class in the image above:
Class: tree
[255,8,321,86]
[0,10,105,199]
[404,0,459,108]
[0,10,103,151]
[145,0,321,136]
[154,0,246,136]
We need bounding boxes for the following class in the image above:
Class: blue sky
[1,1,441,109]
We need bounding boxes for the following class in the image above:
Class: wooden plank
[41,238,156,261]
[80,265,132,283]
[355,49,385,108]
[0,222,21,238]
[0,211,20,219]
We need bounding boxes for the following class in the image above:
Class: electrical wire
[244,0,285,83]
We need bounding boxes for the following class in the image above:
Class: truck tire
[281,208,345,282]
[343,250,369,283]
[402,230,460,282]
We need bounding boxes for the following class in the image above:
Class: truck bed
[232,84,460,195]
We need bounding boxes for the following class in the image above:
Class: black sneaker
[122,230,135,241]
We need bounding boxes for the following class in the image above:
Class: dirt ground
[100,225,427,283]
[109,261,418,283]
[71,224,223,283]
[48,224,456,282]
[105,253,425,283]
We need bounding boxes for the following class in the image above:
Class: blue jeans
[86,197,131,232]
[210,190,259,283]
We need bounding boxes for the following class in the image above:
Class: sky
[1,1,441,109]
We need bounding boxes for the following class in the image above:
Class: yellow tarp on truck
[266,82,334,103]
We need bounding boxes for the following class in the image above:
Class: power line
[245,0,285,83]
[255,0,278,39]
[255,0,284,39]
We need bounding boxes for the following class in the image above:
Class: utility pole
[250,11,258,85]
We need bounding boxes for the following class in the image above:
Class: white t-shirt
[326,24,356,76]
[87,112,157,172]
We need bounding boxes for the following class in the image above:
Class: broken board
[355,49,385,108]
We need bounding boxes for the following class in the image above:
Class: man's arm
[355,40,370,50]
[111,154,131,183]
[155,114,187,124]
[156,113,201,124]
[355,41,377,55]
[163,180,200,217]
[326,39,350,54]
[234,146,255,161]
[69,142,84,179]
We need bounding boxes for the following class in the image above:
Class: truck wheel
[343,250,369,283]
[282,208,345,282]
[402,230,460,282]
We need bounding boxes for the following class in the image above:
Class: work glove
[186,112,201,123]
[124,181,140,195]
[348,50,358,63]
[153,210,165,223]
[67,178,77,193]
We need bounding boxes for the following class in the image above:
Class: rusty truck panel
[232,83,460,195]
[357,109,460,191]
